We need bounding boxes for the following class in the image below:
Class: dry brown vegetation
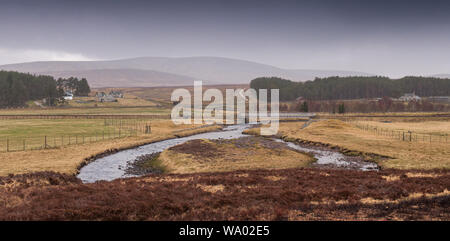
[67,93,158,108]
[317,112,450,123]
[157,137,314,174]
[0,121,221,176]
[354,120,450,135]
[0,168,448,220]
[122,84,249,104]
[245,119,450,170]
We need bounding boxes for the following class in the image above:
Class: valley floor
[0,111,448,220]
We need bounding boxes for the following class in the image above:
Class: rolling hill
[39,68,197,88]
[0,56,372,87]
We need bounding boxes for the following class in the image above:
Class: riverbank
[125,135,380,176]
[0,121,222,177]
[77,124,251,182]
[139,137,315,174]
[244,120,450,170]
[80,122,384,182]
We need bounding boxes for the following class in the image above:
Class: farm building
[96,92,119,102]
[63,91,73,100]
[109,91,124,98]
[399,92,421,101]
[99,95,118,102]
[95,92,106,98]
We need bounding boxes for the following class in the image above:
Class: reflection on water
[78,124,377,183]
[78,125,250,183]
[273,139,378,171]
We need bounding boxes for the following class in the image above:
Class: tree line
[0,71,90,108]
[56,77,90,97]
[250,76,450,101]
[280,98,449,113]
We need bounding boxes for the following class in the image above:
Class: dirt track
[0,168,448,220]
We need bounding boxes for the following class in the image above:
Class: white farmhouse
[63,91,73,100]
[399,92,421,101]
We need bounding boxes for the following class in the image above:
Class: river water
[78,124,378,183]
[78,125,250,183]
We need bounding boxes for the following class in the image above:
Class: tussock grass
[158,138,314,174]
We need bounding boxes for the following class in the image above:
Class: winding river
[78,124,378,183]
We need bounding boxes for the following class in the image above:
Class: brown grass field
[119,84,249,104]
[66,93,158,108]
[0,121,221,176]
[317,112,450,123]
[0,106,170,115]
[245,119,450,170]
[353,120,450,135]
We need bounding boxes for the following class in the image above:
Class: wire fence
[0,114,171,120]
[0,119,153,153]
[353,122,449,144]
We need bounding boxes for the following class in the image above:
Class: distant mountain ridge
[0,56,373,87]
[39,69,197,87]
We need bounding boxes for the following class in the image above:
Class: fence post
[44,136,47,149]
[23,139,25,151]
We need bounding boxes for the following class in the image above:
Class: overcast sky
[1,0,450,77]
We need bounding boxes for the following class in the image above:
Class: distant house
[95,92,118,102]
[399,92,421,102]
[99,95,117,102]
[63,91,73,100]
[95,92,106,98]
[109,91,124,98]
